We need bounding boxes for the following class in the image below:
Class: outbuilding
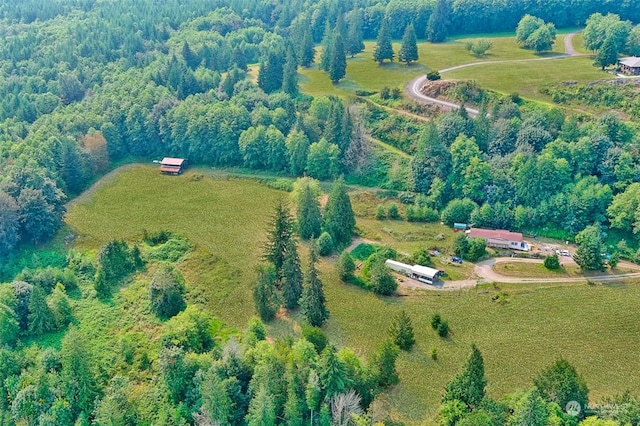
[384,259,444,284]
[160,157,187,175]
[619,57,640,76]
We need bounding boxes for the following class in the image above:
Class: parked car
[451,256,463,264]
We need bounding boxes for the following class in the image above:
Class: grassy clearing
[65,169,640,425]
[443,55,608,101]
[494,261,636,278]
[300,34,570,97]
[65,165,285,327]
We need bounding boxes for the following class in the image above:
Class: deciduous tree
[573,225,605,270]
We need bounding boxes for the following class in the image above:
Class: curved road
[406,31,583,114]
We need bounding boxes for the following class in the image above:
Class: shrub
[145,237,192,263]
[380,86,391,99]
[427,71,441,81]
[386,202,400,219]
[543,254,561,270]
[431,313,442,330]
[375,204,386,220]
[143,230,172,246]
[369,260,397,296]
[413,248,433,267]
[161,306,214,353]
[302,325,328,353]
[317,232,334,256]
[390,87,401,99]
[437,320,449,338]
[431,348,438,360]
[149,264,186,319]
[336,251,356,281]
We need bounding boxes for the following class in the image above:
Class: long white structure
[384,259,443,284]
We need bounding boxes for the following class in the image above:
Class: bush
[145,237,192,262]
[301,325,328,353]
[431,313,442,330]
[149,264,186,319]
[375,204,386,220]
[543,254,561,270]
[351,243,377,261]
[161,306,214,353]
[437,320,449,338]
[412,248,433,267]
[380,86,391,99]
[386,202,400,219]
[369,260,397,295]
[336,251,356,281]
[143,230,173,246]
[431,348,438,360]
[317,232,334,256]
[427,71,441,81]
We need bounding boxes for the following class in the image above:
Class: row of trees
[582,13,640,69]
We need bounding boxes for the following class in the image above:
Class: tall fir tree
[301,244,329,327]
[323,178,355,247]
[282,238,304,310]
[443,344,487,409]
[328,32,347,83]
[427,0,451,43]
[264,199,296,273]
[398,23,419,65]
[297,184,323,239]
[320,21,335,72]
[258,51,285,94]
[246,385,277,426]
[373,17,394,63]
[387,310,416,351]
[61,326,98,416]
[318,345,347,398]
[299,16,316,67]
[346,8,365,57]
[282,44,299,96]
[27,286,55,336]
[253,265,279,322]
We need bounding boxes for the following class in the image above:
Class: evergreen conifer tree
[301,244,329,327]
[328,32,347,83]
[264,199,296,273]
[443,344,487,409]
[323,178,355,247]
[371,340,400,387]
[398,23,419,64]
[427,0,451,43]
[246,385,277,426]
[346,8,365,57]
[27,286,55,336]
[373,18,394,63]
[253,265,279,322]
[282,238,304,310]
[336,251,356,281]
[318,345,347,398]
[320,22,335,72]
[297,184,323,239]
[299,16,316,67]
[388,310,416,350]
[283,44,299,96]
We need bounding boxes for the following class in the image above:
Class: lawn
[443,55,608,102]
[64,167,640,425]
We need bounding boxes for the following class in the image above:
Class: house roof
[161,157,186,166]
[468,228,524,241]
[620,57,640,68]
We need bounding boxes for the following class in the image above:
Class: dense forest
[1,0,640,424]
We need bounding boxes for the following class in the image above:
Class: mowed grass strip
[494,261,637,278]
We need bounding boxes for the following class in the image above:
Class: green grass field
[299,33,608,106]
[494,261,636,278]
[64,166,640,424]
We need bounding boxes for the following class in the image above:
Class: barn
[467,228,529,251]
[160,157,187,175]
[619,57,640,76]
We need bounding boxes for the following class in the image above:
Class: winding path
[406,31,583,114]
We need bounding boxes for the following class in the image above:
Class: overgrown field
[65,166,640,424]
